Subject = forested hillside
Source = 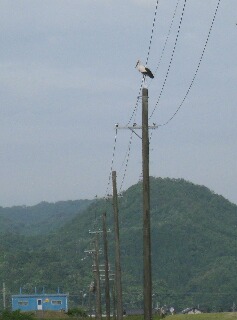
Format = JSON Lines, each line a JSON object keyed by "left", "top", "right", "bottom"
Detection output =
{"left": 0, "top": 178, "right": 236, "bottom": 312}
{"left": 0, "top": 200, "right": 92, "bottom": 235}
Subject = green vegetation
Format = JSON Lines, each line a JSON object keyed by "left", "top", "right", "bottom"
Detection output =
{"left": 67, "top": 308, "right": 87, "bottom": 318}
{"left": 0, "top": 178, "right": 236, "bottom": 312}
{"left": 0, "top": 200, "right": 92, "bottom": 235}
{"left": 0, "top": 310, "right": 34, "bottom": 320}
{"left": 166, "top": 313, "right": 237, "bottom": 320}
{"left": 124, "top": 316, "right": 163, "bottom": 320}
{"left": 1, "top": 311, "right": 236, "bottom": 320}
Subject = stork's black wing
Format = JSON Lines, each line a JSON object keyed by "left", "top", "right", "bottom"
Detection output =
{"left": 145, "top": 67, "right": 154, "bottom": 79}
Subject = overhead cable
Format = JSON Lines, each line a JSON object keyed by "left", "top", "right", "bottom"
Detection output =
{"left": 105, "top": 127, "right": 118, "bottom": 197}
{"left": 127, "top": 0, "right": 160, "bottom": 126}
{"left": 158, "top": 0, "right": 222, "bottom": 127}
{"left": 145, "top": 0, "right": 160, "bottom": 66}
{"left": 119, "top": 130, "right": 134, "bottom": 193}
{"left": 148, "top": 0, "right": 181, "bottom": 86}
{"left": 149, "top": 0, "right": 188, "bottom": 120}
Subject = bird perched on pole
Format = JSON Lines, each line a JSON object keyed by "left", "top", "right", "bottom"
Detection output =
{"left": 135, "top": 60, "right": 154, "bottom": 79}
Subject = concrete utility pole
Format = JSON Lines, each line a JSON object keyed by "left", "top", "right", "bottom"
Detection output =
{"left": 142, "top": 87, "right": 152, "bottom": 320}
{"left": 112, "top": 171, "right": 123, "bottom": 320}
{"left": 103, "top": 212, "right": 111, "bottom": 320}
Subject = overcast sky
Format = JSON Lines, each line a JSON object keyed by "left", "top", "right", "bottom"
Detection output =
{"left": 0, "top": 0, "right": 236, "bottom": 207}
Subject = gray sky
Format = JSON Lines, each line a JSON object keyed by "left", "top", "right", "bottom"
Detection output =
{"left": 0, "top": 0, "right": 236, "bottom": 207}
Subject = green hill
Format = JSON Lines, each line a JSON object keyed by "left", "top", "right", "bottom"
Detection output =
{"left": 0, "top": 200, "right": 92, "bottom": 235}
{"left": 0, "top": 178, "right": 236, "bottom": 312}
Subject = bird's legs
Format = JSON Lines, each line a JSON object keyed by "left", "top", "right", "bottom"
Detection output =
{"left": 142, "top": 75, "right": 148, "bottom": 88}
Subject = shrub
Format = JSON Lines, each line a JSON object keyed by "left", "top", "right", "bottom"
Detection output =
{"left": 0, "top": 310, "right": 34, "bottom": 320}
{"left": 67, "top": 308, "right": 87, "bottom": 319}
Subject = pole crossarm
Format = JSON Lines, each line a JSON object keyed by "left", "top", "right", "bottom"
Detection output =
{"left": 89, "top": 230, "right": 103, "bottom": 234}
{"left": 84, "top": 249, "right": 96, "bottom": 253}
{"left": 115, "top": 124, "right": 158, "bottom": 140}
{"left": 115, "top": 124, "right": 158, "bottom": 130}
{"left": 84, "top": 249, "right": 102, "bottom": 254}
{"left": 104, "top": 194, "right": 123, "bottom": 200}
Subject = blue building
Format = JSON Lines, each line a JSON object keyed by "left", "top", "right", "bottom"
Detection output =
{"left": 12, "top": 292, "right": 69, "bottom": 312}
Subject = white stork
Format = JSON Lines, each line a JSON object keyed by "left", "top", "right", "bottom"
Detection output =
{"left": 135, "top": 60, "right": 154, "bottom": 79}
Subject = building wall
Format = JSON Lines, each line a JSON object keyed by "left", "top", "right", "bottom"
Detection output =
{"left": 12, "top": 294, "right": 68, "bottom": 312}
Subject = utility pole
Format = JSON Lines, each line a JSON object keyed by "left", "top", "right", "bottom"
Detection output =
{"left": 112, "top": 279, "right": 116, "bottom": 320}
{"left": 103, "top": 212, "right": 111, "bottom": 320}
{"left": 88, "top": 287, "right": 92, "bottom": 318}
{"left": 112, "top": 171, "right": 123, "bottom": 320}
{"left": 115, "top": 88, "right": 157, "bottom": 320}
{"left": 3, "top": 282, "right": 6, "bottom": 310}
{"left": 142, "top": 87, "right": 152, "bottom": 320}
{"left": 94, "top": 233, "right": 102, "bottom": 320}
{"left": 85, "top": 231, "right": 102, "bottom": 320}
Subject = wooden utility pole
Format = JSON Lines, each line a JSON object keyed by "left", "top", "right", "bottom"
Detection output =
{"left": 94, "top": 233, "right": 102, "bottom": 320}
{"left": 112, "top": 279, "right": 116, "bottom": 320}
{"left": 103, "top": 212, "right": 110, "bottom": 320}
{"left": 88, "top": 289, "right": 92, "bottom": 318}
{"left": 86, "top": 235, "right": 102, "bottom": 320}
{"left": 3, "top": 282, "right": 6, "bottom": 310}
{"left": 112, "top": 171, "right": 123, "bottom": 320}
{"left": 142, "top": 87, "right": 152, "bottom": 320}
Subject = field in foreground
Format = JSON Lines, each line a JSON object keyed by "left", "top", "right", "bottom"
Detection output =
{"left": 165, "top": 313, "right": 237, "bottom": 320}
{"left": 21, "top": 313, "right": 237, "bottom": 320}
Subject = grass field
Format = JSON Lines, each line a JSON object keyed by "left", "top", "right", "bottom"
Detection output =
{"left": 165, "top": 313, "right": 237, "bottom": 320}
{"left": 96, "top": 314, "right": 237, "bottom": 320}
{"left": 30, "top": 312, "right": 237, "bottom": 320}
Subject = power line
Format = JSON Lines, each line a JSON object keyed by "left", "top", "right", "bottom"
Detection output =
{"left": 115, "top": 122, "right": 157, "bottom": 193}
{"left": 119, "top": 130, "right": 133, "bottom": 193}
{"left": 149, "top": 0, "right": 188, "bottom": 120}
{"left": 106, "top": 0, "right": 160, "bottom": 197}
{"left": 126, "top": 84, "right": 143, "bottom": 126}
{"left": 145, "top": 0, "right": 160, "bottom": 67}
{"left": 157, "top": 0, "right": 222, "bottom": 127}
{"left": 127, "top": 0, "right": 160, "bottom": 126}
{"left": 105, "top": 127, "right": 118, "bottom": 197}
{"left": 116, "top": 0, "right": 160, "bottom": 191}
{"left": 148, "top": 0, "right": 181, "bottom": 86}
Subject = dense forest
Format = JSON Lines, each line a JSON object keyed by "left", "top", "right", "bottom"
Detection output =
{"left": 0, "top": 177, "right": 236, "bottom": 312}
{"left": 0, "top": 200, "right": 92, "bottom": 235}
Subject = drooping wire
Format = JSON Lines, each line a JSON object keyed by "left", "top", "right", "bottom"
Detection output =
{"left": 157, "top": 0, "right": 222, "bottom": 127}
{"left": 118, "top": 130, "right": 133, "bottom": 176}
{"left": 118, "top": 0, "right": 160, "bottom": 189}
{"left": 119, "top": 97, "right": 140, "bottom": 192}
{"left": 149, "top": 0, "right": 188, "bottom": 120}
{"left": 105, "top": 127, "right": 118, "bottom": 197}
{"left": 127, "top": 0, "right": 160, "bottom": 126}
{"left": 148, "top": 0, "right": 181, "bottom": 86}
{"left": 126, "top": 81, "right": 144, "bottom": 126}
{"left": 140, "top": 127, "right": 158, "bottom": 180}
{"left": 104, "top": 0, "right": 159, "bottom": 198}
{"left": 119, "top": 130, "right": 134, "bottom": 193}
{"left": 145, "top": 0, "right": 160, "bottom": 66}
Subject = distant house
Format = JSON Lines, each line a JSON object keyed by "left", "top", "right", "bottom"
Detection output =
{"left": 12, "top": 292, "right": 68, "bottom": 312}
{"left": 181, "top": 307, "right": 202, "bottom": 314}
